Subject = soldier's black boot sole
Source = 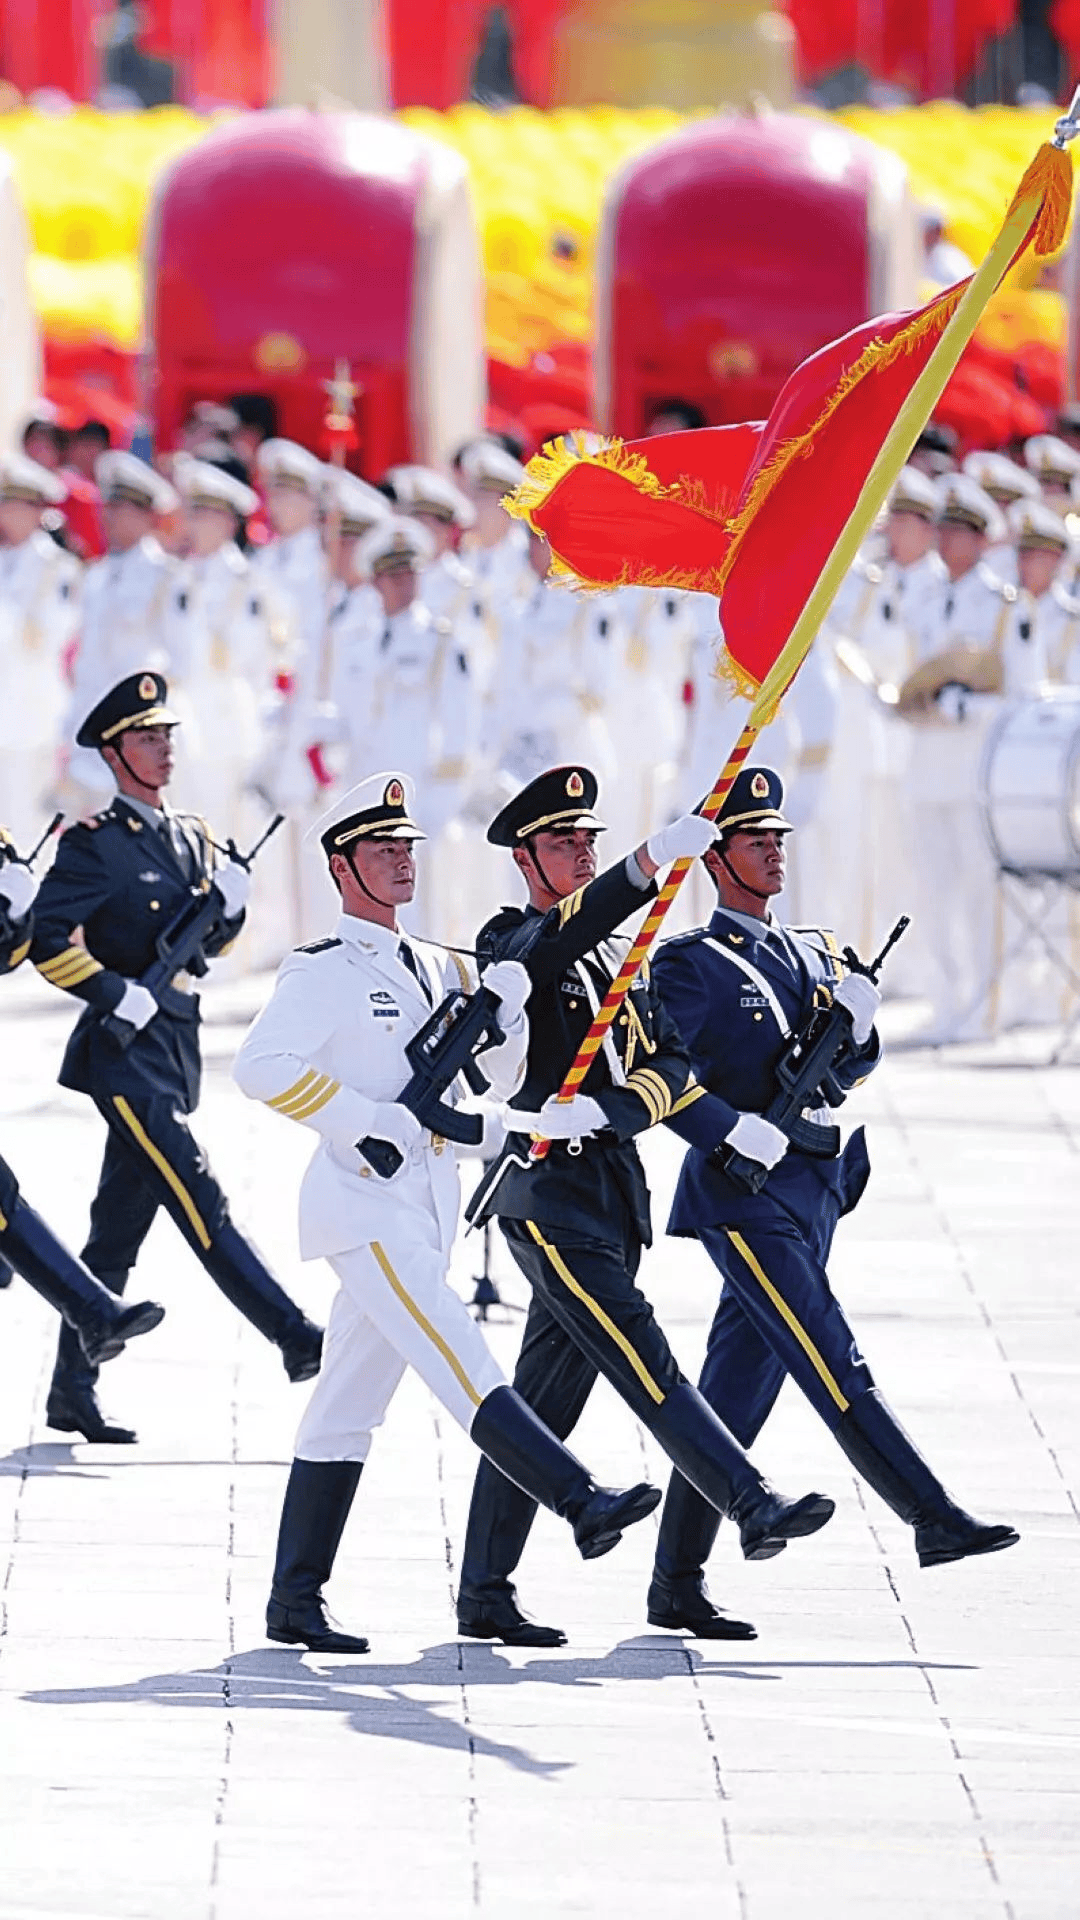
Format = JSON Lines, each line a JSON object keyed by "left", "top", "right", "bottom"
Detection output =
{"left": 45, "top": 1383, "right": 138, "bottom": 1444}
{"left": 835, "top": 1389, "right": 1020, "bottom": 1568}
{"left": 646, "top": 1574, "right": 757, "bottom": 1640}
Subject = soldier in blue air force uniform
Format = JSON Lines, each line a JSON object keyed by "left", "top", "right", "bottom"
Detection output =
{"left": 648, "top": 765, "right": 1020, "bottom": 1640}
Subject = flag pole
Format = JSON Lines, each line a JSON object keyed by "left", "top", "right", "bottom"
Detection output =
{"left": 527, "top": 119, "right": 1078, "bottom": 1163}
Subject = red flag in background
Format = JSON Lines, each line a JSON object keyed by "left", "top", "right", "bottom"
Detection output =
{"left": 509, "top": 140, "right": 1072, "bottom": 705}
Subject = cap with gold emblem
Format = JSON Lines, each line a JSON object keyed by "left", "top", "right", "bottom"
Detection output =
{"left": 356, "top": 514, "right": 435, "bottom": 579}
{"left": 0, "top": 449, "right": 67, "bottom": 507}
{"left": 1008, "top": 497, "right": 1071, "bottom": 553}
{"left": 383, "top": 465, "right": 476, "bottom": 529}
{"left": 173, "top": 453, "right": 259, "bottom": 520}
{"left": 962, "top": 449, "right": 1040, "bottom": 506}
{"left": 75, "top": 670, "right": 180, "bottom": 750}
{"left": 255, "top": 438, "right": 325, "bottom": 494}
{"left": 486, "top": 765, "right": 607, "bottom": 847}
{"left": 888, "top": 465, "right": 939, "bottom": 521}
{"left": 309, "top": 772, "right": 426, "bottom": 860}
{"left": 712, "top": 766, "right": 792, "bottom": 837}
{"left": 95, "top": 450, "right": 179, "bottom": 516}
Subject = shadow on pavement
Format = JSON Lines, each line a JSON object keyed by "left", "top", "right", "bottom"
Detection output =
{"left": 22, "top": 1642, "right": 978, "bottom": 1777}
{"left": 0, "top": 1442, "right": 106, "bottom": 1479}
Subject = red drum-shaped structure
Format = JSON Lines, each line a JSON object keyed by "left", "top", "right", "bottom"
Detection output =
{"left": 594, "top": 111, "right": 920, "bottom": 437}
{"left": 146, "top": 110, "right": 484, "bottom": 474}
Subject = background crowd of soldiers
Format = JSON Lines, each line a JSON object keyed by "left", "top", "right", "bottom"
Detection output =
{"left": 5, "top": 394, "right": 1080, "bottom": 1044}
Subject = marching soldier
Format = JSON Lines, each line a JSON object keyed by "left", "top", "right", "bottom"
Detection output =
{"left": 962, "top": 449, "right": 1040, "bottom": 584}
{"left": 250, "top": 438, "right": 329, "bottom": 810}
{"left": 29, "top": 672, "right": 323, "bottom": 1443}
{"left": 1008, "top": 497, "right": 1080, "bottom": 681}
{"left": 0, "top": 452, "right": 82, "bottom": 844}
{"left": 233, "top": 774, "right": 661, "bottom": 1652}
{"left": 646, "top": 766, "right": 1019, "bottom": 1637}
{"left": 65, "top": 451, "right": 179, "bottom": 812}
{"left": 1023, "top": 433, "right": 1080, "bottom": 516}
{"left": 322, "top": 472, "right": 393, "bottom": 783}
{"left": 166, "top": 456, "right": 290, "bottom": 831}
{"left": 455, "top": 767, "right": 836, "bottom": 1649}
{"left": 0, "top": 837, "right": 165, "bottom": 1372}
{"left": 457, "top": 437, "right": 532, "bottom": 610}
{"left": 900, "top": 473, "right": 1048, "bottom": 1041}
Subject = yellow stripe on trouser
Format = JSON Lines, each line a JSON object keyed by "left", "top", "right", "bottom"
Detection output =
{"left": 112, "top": 1096, "right": 212, "bottom": 1250}
{"left": 726, "top": 1229, "right": 849, "bottom": 1413}
{"left": 369, "top": 1241, "right": 482, "bottom": 1409}
{"left": 524, "top": 1219, "right": 665, "bottom": 1405}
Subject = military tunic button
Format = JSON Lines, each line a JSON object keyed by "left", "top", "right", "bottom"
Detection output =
{"left": 360, "top": 1169, "right": 372, "bottom": 1179}
{"left": 754, "top": 1011, "right": 763, "bottom": 1021}
{"left": 567, "top": 998, "right": 577, "bottom": 1009}
{"left": 149, "top": 900, "right": 160, "bottom": 911}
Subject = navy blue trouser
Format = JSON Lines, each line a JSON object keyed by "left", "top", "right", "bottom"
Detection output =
{"left": 652, "top": 1209, "right": 875, "bottom": 1584}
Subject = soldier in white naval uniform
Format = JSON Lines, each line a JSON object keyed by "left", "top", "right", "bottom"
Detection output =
{"left": 1008, "top": 497, "right": 1080, "bottom": 680}
{"left": 901, "top": 473, "right": 1049, "bottom": 1040}
{"left": 0, "top": 452, "right": 81, "bottom": 844}
{"left": 962, "top": 449, "right": 1040, "bottom": 585}
{"left": 233, "top": 773, "right": 660, "bottom": 1651}
{"left": 250, "top": 438, "right": 330, "bottom": 809}
{"left": 65, "top": 452, "right": 179, "bottom": 812}
{"left": 457, "top": 437, "right": 531, "bottom": 611}
{"left": 321, "top": 469, "right": 390, "bottom": 779}
{"left": 165, "top": 456, "right": 288, "bottom": 831}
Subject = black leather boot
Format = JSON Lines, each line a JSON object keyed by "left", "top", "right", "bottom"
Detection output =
{"left": 646, "top": 1470, "right": 756, "bottom": 1639}
{"left": 200, "top": 1221, "right": 322, "bottom": 1381}
{"left": 45, "top": 1268, "right": 138, "bottom": 1444}
{"left": 835, "top": 1389, "right": 1020, "bottom": 1568}
{"left": 266, "top": 1458, "right": 369, "bottom": 1652}
{"left": 457, "top": 1587, "right": 568, "bottom": 1648}
{"left": 470, "top": 1385, "right": 660, "bottom": 1561}
{"left": 0, "top": 1194, "right": 164, "bottom": 1366}
{"left": 646, "top": 1382, "right": 835, "bottom": 1561}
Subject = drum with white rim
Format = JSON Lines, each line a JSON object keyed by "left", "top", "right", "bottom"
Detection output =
{"left": 980, "top": 687, "right": 1080, "bottom": 877}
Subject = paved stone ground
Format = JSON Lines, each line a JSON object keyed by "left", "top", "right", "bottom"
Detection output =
{"left": 1, "top": 968, "right": 1077, "bottom": 1920}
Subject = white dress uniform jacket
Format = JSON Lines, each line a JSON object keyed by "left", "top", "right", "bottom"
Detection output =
{"left": 0, "top": 529, "right": 81, "bottom": 841}
{"left": 66, "top": 536, "right": 176, "bottom": 801}
{"left": 233, "top": 913, "right": 526, "bottom": 1260}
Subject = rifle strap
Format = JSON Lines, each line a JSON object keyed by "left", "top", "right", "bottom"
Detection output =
{"left": 702, "top": 938, "right": 791, "bottom": 1038}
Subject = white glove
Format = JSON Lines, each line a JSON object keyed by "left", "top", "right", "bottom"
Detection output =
{"left": 936, "top": 684, "right": 967, "bottom": 724}
{"left": 0, "top": 863, "right": 37, "bottom": 919}
{"left": 645, "top": 813, "right": 718, "bottom": 868}
{"left": 724, "top": 1112, "right": 788, "bottom": 1169}
{"left": 481, "top": 959, "right": 531, "bottom": 1031}
{"left": 833, "top": 972, "right": 880, "bottom": 1046}
{"left": 367, "top": 1101, "right": 424, "bottom": 1160}
{"left": 113, "top": 980, "right": 158, "bottom": 1030}
{"left": 213, "top": 859, "right": 250, "bottom": 919}
{"left": 509, "top": 1093, "right": 607, "bottom": 1140}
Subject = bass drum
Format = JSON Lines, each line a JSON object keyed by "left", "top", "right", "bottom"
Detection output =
{"left": 981, "top": 689, "right": 1080, "bottom": 877}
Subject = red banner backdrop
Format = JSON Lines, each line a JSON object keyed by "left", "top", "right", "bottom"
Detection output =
{"left": 783, "top": 0, "right": 1018, "bottom": 95}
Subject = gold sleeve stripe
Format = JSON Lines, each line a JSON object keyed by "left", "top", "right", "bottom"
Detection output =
{"left": 626, "top": 1073, "right": 663, "bottom": 1126}
{"left": 268, "top": 1070, "right": 341, "bottom": 1120}
{"left": 5, "top": 938, "right": 31, "bottom": 970}
{"left": 670, "top": 1083, "right": 707, "bottom": 1115}
{"left": 285, "top": 1079, "right": 341, "bottom": 1122}
{"left": 630, "top": 1066, "right": 673, "bottom": 1120}
{"left": 37, "top": 948, "right": 103, "bottom": 987}
{"left": 267, "top": 1068, "right": 320, "bottom": 1110}
{"left": 557, "top": 886, "right": 585, "bottom": 925}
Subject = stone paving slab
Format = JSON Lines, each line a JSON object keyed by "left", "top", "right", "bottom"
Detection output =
{"left": 1, "top": 969, "right": 1079, "bottom": 1918}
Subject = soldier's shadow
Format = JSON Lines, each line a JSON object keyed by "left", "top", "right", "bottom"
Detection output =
{"left": 0, "top": 1441, "right": 106, "bottom": 1479}
{"left": 23, "top": 1641, "right": 976, "bottom": 1779}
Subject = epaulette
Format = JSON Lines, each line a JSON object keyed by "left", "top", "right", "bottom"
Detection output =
{"left": 79, "top": 807, "right": 118, "bottom": 833}
{"left": 1000, "top": 581, "right": 1018, "bottom": 604}
{"left": 655, "top": 926, "right": 707, "bottom": 954}
{"left": 791, "top": 925, "right": 847, "bottom": 975}
{"left": 294, "top": 936, "right": 343, "bottom": 955}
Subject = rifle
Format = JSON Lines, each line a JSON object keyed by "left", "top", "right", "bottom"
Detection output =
{"left": 721, "top": 915, "right": 909, "bottom": 1196}
{"left": 357, "top": 984, "right": 504, "bottom": 1179}
{"left": 100, "top": 813, "right": 284, "bottom": 1049}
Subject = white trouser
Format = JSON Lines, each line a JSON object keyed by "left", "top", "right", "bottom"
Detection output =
{"left": 293, "top": 1228, "right": 506, "bottom": 1461}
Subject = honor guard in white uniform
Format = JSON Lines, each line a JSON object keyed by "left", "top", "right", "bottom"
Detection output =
{"left": 65, "top": 452, "right": 179, "bottom": 812}
{"left": 962, "top": 449, "right": 1040, "bottom": 585}
{"left": 233, "top": 773, "right": 660, "bottom": 1652}
{"left": 251, "top": 438, "right": 329, "bottom": 808}
{"left": 1008, "top": 497, "right": 1079, "bottom": 680}
{"left": 457, "top": 437, "right": 532, "bottom": 609}
{"left": 819, "top": 467, "right": 944, "bottom": 967}
{"left": 605, "top": 586, "right": 692, "bottom": 848}
{"left": 1024, "top": 433, "right": 1080, "bottom": 514}
{"left": 321, "top": 469, "right": 390, "bottom": 766}
{"left": 383, "top": 463, "right": 493, "bottom": 708}
{"left": 901, "top": 473, "right": 1049, "bottom": 1039}
{"left": 165, "top": 456, "right": 287, "bottom": 830}
{"left": 0, "top": 453, "right": 81, "bottom": 843}
{"left": 489, "top": 526, "right": 618, "bottom": 793}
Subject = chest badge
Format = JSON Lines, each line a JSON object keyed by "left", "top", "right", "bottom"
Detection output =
{"left": 139, "top": 870, "right": 163, "bottom": 883}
